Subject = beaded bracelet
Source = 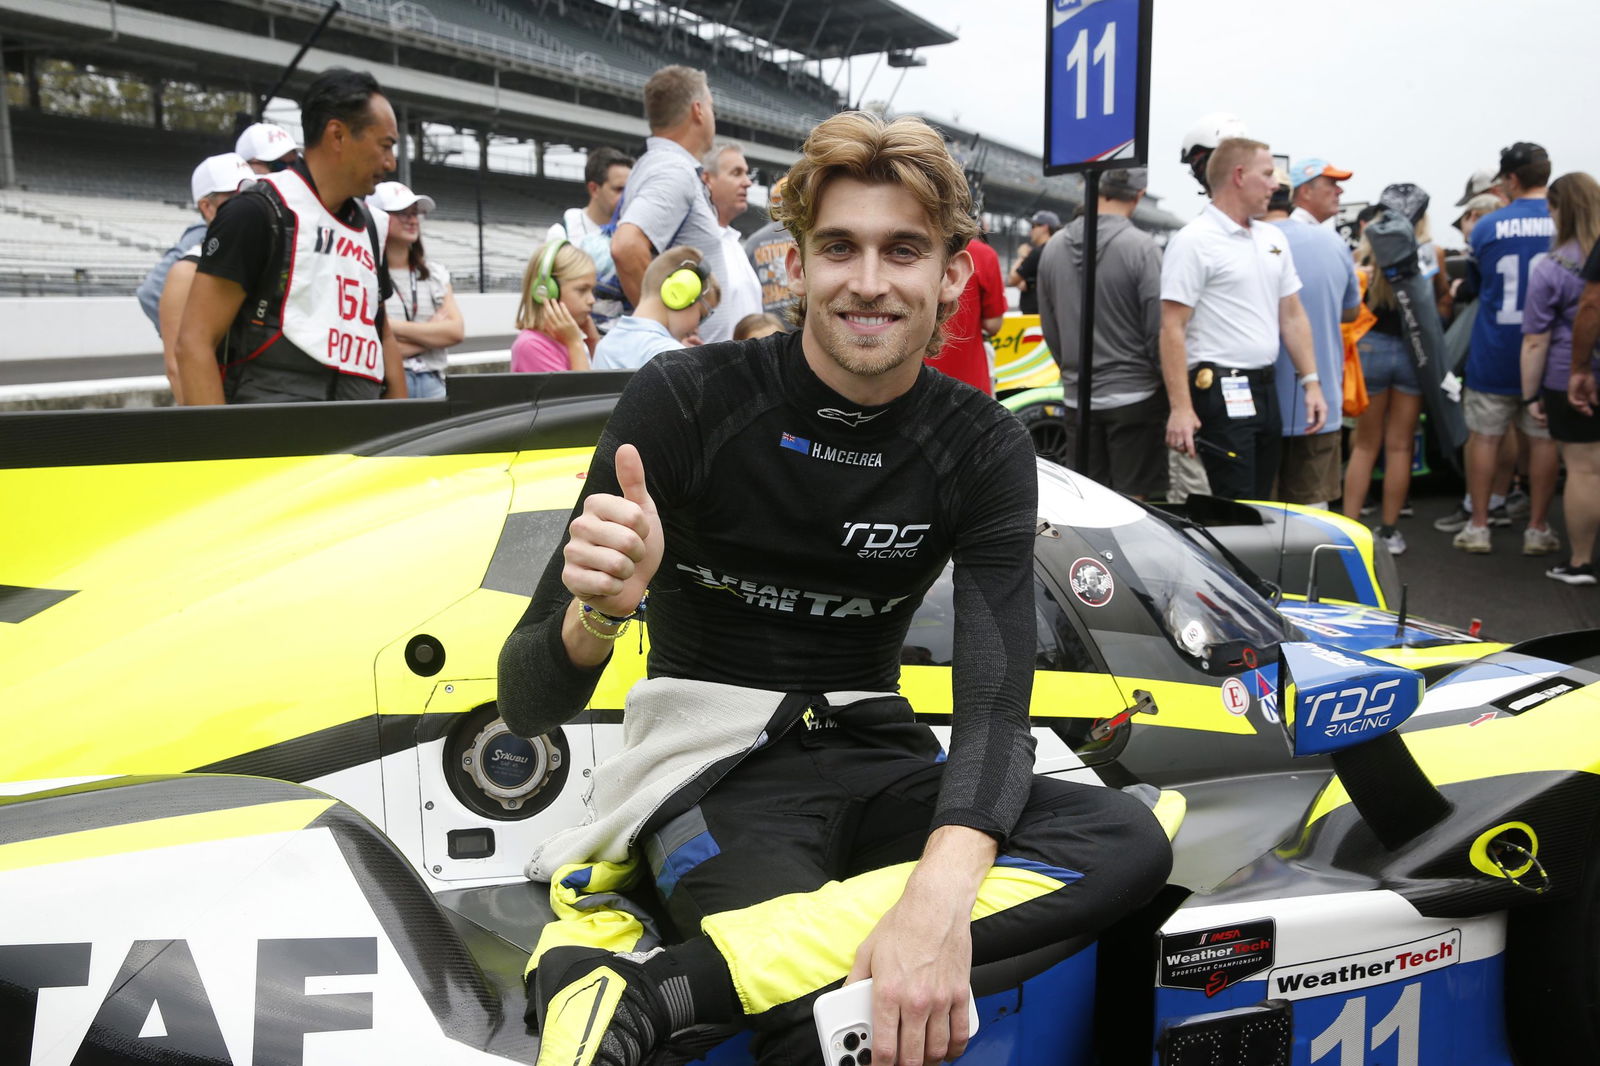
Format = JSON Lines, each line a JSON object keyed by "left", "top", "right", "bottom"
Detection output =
{"left": 578, "top": 608, "right": 631, "bottom": 641}
{"left": 576, "top": 593, "right": 648, "bottom": 640}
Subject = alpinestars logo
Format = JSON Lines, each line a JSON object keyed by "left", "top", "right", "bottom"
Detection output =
{"left": 842, "top": 521, "right": 931, "bottom": 559}
{"left": 817, "top": 407, "right": 883, "bottom": 427}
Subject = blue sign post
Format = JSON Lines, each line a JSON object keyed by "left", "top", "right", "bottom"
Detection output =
{"left": 1042, "top": 0, "right": 1152, "bottom": 474}
{"left": 1045, "top": 0, "right": 1151, "bottom": 174}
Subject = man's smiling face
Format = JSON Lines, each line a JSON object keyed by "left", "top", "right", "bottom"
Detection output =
{"left": 789, "top": 176, "right": 970, "bottom": 403}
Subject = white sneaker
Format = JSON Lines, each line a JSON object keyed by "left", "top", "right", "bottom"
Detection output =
{"left": 1523, "top": 526, "right": 1562, "bottom": 556}
{"left": 1374, "top": 525, "right": 1407, "bottom": 556}
{"left": 1453, "top": 524, "right": 1492, "bottom": 553}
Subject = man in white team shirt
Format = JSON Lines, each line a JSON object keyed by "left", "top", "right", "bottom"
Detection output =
{"left": 1160, "top": 137, "right": 1328, "bottom": 499}
{"left": 700, "top": 141, "right": 764, "bottom": 331}
{"left": 177, "top": 68, "right": 404, "bottom": 404}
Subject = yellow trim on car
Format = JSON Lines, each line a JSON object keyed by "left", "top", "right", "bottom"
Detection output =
{"left": 0, "top": 797, "right": 336, "bottom": 872}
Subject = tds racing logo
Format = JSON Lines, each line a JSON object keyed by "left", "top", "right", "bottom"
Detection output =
{"left": 841, "top": 522, "right": 931, "bottom": 560}
{"left": 1304, "top": 678, "right": 1402, "bottom": 740}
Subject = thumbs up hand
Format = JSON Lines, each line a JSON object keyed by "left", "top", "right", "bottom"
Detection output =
{"left": 562, "top": 443, "right": 663, "bottom": 618}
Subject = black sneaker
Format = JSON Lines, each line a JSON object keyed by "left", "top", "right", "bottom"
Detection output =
{"left": 1547, "top": 562, "right": 1598, "bottom": 586}
{"left": 533, "top": 946, "right": 670, "bottom": 1066}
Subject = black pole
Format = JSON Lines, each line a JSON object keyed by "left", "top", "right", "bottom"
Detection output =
{"left": 256, "top": 1, "right": 341, "bottom": 120}
{"left": 476, "top": 131, "right": 487, "bottom": 294}
{"left": 1073, "top": 169, "right": 1099, "bottom": 474}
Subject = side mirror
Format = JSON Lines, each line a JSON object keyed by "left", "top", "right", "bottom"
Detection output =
{"left": 1279, "top": 642, "right": 1423, "bottom": 758}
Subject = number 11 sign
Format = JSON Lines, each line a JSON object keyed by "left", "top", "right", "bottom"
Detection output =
{"left": 1044, "top": 0, "right": 1151, "bottom": 174}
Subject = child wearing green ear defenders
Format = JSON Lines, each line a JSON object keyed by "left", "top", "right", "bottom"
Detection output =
{"left": 512, "top": 238, "right": 600, "bottom": 372}
{"left": 592, "top": 244, "right": 722, "bottom": 371}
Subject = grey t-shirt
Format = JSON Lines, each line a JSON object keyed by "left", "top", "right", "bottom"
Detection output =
{"left": 1038, "top": 214, "right": 1164, "bottom": 408}
{"left": 618, "top": 137, "right": 731, "bottom": 342}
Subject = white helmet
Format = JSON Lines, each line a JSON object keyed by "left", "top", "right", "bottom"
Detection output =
{"left": 1180, "top": 112, "right": 1248, "bottom": 162}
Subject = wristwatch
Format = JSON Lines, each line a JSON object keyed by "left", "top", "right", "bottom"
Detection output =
{"left": 1298, "top": 372, "right": 1320, "bottom": 388}
{"left": 1520, "top": 395, "right": 1540, "bottom": 406}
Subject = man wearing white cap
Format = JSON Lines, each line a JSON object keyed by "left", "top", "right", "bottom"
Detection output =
{"left": 140, "top": 153, "right": 258, "bottom": 399}
{"left": 1275, "top": 158, "right": 1361, "bottom": 509}
{"left": 235, "top": 122, "right": 301, "bottom": 174}
{"left": 1455, "top": 167, "right": 1507, "bottom": 212}
{"left": 135, "top": 152, "right": 256, "bottom": 336}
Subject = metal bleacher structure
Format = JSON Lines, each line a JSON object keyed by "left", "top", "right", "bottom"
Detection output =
{"left": 0, "top": 0, "right": 1181, "bottom": 299}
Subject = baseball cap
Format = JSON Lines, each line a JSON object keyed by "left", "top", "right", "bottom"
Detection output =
{"left": 1031, "top": 209, "right": 1062, "bottom": 229}
{"left": 234, "top": 122, "right": 299, "bottom": 164}
{"left": 1497, "top": 142, "right": 1548, "bottom": 179}
{"left": 367, "top": 180, "right": 436, "bottom": 215}
{"left": 1289, "top": 158, "right": 1353, "bottom": 190}
{"left": 190, "top": 153, "right": 256, "bottom": 207}
{"left": 1101, "top": 167, "right": 1148, "bottom": 194}
{"left": 1454, "top": 167, "right": 1499, "bottom": 206}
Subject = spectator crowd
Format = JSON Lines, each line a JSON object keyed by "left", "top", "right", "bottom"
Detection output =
{"left": 141, "top": 72, "right": 1600, "bottom": 587}
{"left": 1035, "top": 116, "right": 1600, "bottom": 588}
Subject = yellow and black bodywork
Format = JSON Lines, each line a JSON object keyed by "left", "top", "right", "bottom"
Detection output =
{"left": 5, "top": 377, "right": 1600, "bottom": 1064}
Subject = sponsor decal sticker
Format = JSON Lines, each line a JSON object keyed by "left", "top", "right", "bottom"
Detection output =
{"left": 1267, "top": 930, "right": 1459, "bottom": 1000}
{"left": 1497, "top": 678, "right": 1578, "bottom": 713}
{"left": 1068, "top": 557, "right": 1114, "bottom": 607}
{"left": 1220, "top": 677, "right": 1250, "bottom": 716}
{"left": 1292, "top": 618, "right": 1347, "bottom": 638}
{"left": 1160, "top": 919, "right": 1275, "bottom": 996}
{"left": 1252, "top": 670, "right": 1279, "bottom": 723}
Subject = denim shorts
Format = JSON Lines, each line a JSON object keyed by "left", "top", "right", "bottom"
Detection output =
{"left": 405, "top": 368, "right": 447, "bottom": 399}
{"left": 1357, "top": 331, "right": 1420, "bottom": 396}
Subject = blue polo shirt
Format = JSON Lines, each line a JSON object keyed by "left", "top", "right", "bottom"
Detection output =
{"left": 591, "top": 315, "right": 683, "bottom": 371}
{"left": 1273, "top": 218, "right": 1360, "bottom": 435}
{"left": 1467, "top": 197, "right": 1553, "bottom": 394}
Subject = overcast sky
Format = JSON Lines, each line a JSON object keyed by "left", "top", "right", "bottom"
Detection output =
{"left": 873, "top": 0, "right": 1600, "bottom": 247}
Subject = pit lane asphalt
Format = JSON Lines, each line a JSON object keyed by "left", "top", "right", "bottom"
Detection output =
{"left": 1378, "top": 484, "right": 1600, "bottom": 643}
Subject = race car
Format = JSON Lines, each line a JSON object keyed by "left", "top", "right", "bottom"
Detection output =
{"left": 2, "top": 376, "right": 1595, "bottom": 1064}
{"left": 1001, "top": 381, "right": 1407, "bottom": 613}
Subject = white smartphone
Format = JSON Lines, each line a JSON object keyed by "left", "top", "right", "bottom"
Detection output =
{"left": 813, "top": 978, "right": 980, "bottom": 1066}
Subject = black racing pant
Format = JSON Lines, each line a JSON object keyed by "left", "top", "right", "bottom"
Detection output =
{"left": 1191, "top": 364, "right": 1281, "bottom": 500}
{"left": 641, "top": 702, "right": 1172, "bottom": 1065}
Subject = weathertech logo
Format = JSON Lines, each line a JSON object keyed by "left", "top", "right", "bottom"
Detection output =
{"left": 1266, "top": 930, "right": 1459, "bottom": 1000}
{"left": 841, "top": 521, "right": 931, "bottom": 559}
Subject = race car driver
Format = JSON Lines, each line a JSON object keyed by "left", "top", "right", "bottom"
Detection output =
{"left": 498, "top": 110, "right": 1172, "bottom": 1066}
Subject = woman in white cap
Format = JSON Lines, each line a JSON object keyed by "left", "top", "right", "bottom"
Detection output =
{"left": 369, "top": 180, "right": 464, "bottom": 399}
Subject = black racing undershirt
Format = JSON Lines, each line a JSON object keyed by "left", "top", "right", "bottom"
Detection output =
{"left": 498, "top": 331, "right": 1041, "bottom": 839}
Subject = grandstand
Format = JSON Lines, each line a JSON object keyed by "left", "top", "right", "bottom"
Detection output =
{"left": 0, "top": 0, "right": 1180, "bottom": 301}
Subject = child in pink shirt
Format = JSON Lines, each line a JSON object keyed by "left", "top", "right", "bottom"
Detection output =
{"left": 511, "top": 239, "right": 598, "bottom": 372}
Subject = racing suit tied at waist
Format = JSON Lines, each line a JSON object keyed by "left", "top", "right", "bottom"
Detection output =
{"left": 525, "top": 680, "right": 906, "bottom": 977}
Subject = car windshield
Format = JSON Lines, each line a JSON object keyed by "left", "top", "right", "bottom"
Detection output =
{"left": 1094, "top": 511, "right": 1291, "bottom": 660}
